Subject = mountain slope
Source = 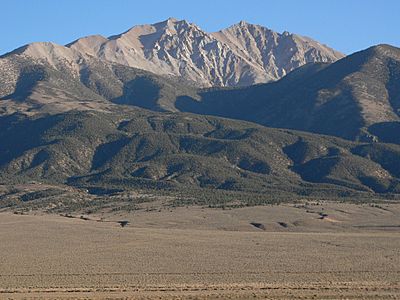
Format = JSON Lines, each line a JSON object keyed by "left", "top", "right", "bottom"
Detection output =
{"left": 177, "top": 44, "right": 400, "bottom": 141}
{"left": 2, "top": 41, "right": 399, "bottom": 144}
{"left": 1, "top": 109, "right": 400, "bottom": 204}
{"left": 0, "top": 45, "right": 199, "bottom": 114}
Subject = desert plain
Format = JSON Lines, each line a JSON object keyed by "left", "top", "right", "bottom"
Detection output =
{"left": 0, "top": 202, "right": 399, "bottom": 299}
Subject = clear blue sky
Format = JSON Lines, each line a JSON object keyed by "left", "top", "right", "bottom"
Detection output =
{"left": 1, "top": 0, "right": 399, "bottom": 55}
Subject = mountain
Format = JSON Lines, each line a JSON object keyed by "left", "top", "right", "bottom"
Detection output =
{"left": 177, "top": 44, "right": 400, "bottom": 142}
{"left": 1, "top": 109, "right": 400, "bottom": 208}
{"left": 1, "top": 20, "right": 400, "bottom": 206}
{"left": 1, "top": 38, "right": 399, "bottom": 143}
{"left": 2, "top": 18, "right": 343, "bottom": 88}
{"left": 0, "top": 43, "right": 199, "bottom": 115}
{"left": 212, "top": 21, "right": 343, "bottom": 80}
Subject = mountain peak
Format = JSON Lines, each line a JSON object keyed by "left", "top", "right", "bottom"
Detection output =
{"left": 228, "top": 20, "right": 255, "bottom": 30}
{"left": 107, "top": 18, "right": 192, "bottom": 40}
{"left": 369, "top": 44, "right": 400, "bottom": 57}
{"left": 213, "top": 21, "right": 343, "bottom": 80}
{"left": 228, "top": 20, "right": 273, "bottom": 32}
{"left": 8, "top": 41, "right": 78, "bottom": 63}
{"left": 166, "top": 16, "right": 178, "bottom": 22}
{"left": 66, "top": 34, "right": 107, "bottom": 48}
{"left": 155, "top": 17, "right": 179, "bottom": 26}
{"left": 152, "top": 17, "right": 193, "bottom": 29}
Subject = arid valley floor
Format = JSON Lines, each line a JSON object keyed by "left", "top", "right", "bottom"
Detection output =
{"left": 0, "top": 202, "right": 399, "bottom": 299}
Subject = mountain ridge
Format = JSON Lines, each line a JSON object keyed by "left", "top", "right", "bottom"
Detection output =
{"left": 2, "top": 18, "right": 344, "bottom": 88}
{"left": 175, "top": 44, "right": 400, "bottom": 142}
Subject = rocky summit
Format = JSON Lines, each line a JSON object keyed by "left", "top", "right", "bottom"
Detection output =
{"left": 3, "top": 18, "right": 343, "bottom": 88}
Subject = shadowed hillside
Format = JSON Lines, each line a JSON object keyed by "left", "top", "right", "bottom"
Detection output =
{"left": 1, "top": 109, "right": 400, "bottom": 207}
{"left": 177, "top": 45, "right": 400, "bottom": 142}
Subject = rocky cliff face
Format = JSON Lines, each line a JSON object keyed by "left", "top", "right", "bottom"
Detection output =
{"left": 67, "top": 18, "right": 267, "bottom": 86}
{"left": 213, "top": 21, "right": 344, "bottom": 80}
{"left": 6, "top": 18, "right": 343, "bottom": 87}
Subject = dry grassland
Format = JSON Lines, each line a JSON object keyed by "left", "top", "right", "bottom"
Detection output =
{"left": 0, "top": 203, "right": 399, "bottom": 299}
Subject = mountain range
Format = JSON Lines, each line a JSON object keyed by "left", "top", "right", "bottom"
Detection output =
{"left": 2, "top": 18, "right": 343, "bottom": 88}
{"left": 1, "top": 18, "right": 400, "bottom": 206}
